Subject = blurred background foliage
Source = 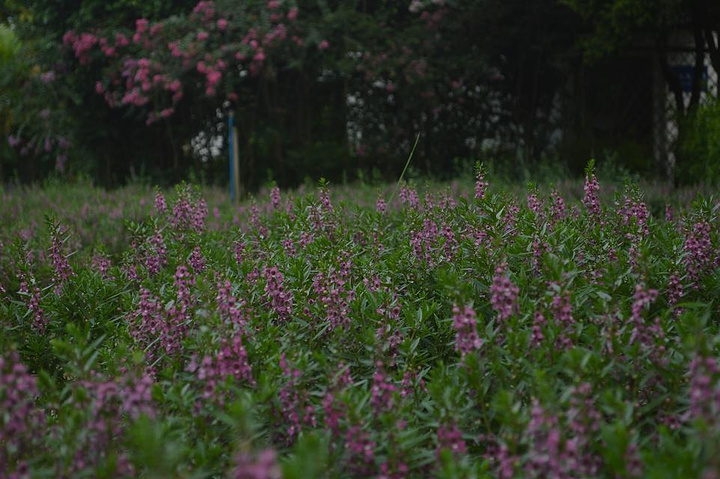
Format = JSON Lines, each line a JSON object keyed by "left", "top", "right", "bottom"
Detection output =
{"left": 680, "top": 98, "right": 720, "bottom": 183}
{"left": 1, "top": 0, "right": 719, "bottom": 190}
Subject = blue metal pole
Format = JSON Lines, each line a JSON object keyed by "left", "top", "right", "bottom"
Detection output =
{"left": 228, "top": 112, "right": 235, "bottom": 202}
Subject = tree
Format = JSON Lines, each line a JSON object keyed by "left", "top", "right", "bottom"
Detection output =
{"left": 562, "top": 0, "right": 720, "bottom": 181}
{"left": 1, "top": 0, "right": 586, "bottom": 187}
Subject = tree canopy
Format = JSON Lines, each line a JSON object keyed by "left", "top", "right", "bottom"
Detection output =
{"left": 2, "top": 0, "right": 719, "bottom": 187}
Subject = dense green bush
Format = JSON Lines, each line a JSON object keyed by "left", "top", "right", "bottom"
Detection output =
{"left": 680, "top": 99, "right": 720, "bottom": 185}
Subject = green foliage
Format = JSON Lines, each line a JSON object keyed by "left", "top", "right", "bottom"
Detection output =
{"left": 0, "top": 0, "right": 589, "bottom": 188}
{"left": 0, "top": 24, "right": 19, "bottom": 61}
{"left": 679, "top": 98, "right": 720, "bottom": 184}
{"left": 1, "top": 174, "right": 720, "bottom": 476}
{"left": 560, "top": 0, "right": 681, "bottom": 59}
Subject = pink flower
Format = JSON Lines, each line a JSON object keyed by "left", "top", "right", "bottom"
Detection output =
{"left": 167, "top": 79, "right": 182, "bottom": 92}
{"left": 253, "top": 51, "right": 266, "bottom": 62}
{"left": 71, "top": 33, "right": 97, "bottom": 60}
{"left": 155, "top": 191, "right": 167, "bottom": 214}
{"left": 144, "top": 231, "right": 167, "bottom": 275}
{"left": 376, "top": 197, "right": 387, "bottom": 213}
{"left": 121, "top": 89, "right": 149, "bottom": 107}
{"left": 115, "top": 33, "right": 129, "bottom": 47}
{"left": 475, "top": 169, "right": 488, "bottom": 200}
{"left": 190, "top": 335, "right": 254, "bottom": 407}
{"left": 287, "top": 7, "right": 299, "bottom": 20}
{"left": 135, "top": 18, "right": 149, "bottom": 33}
{"left": 452, "top": 305, "right": 482, "bottom": 359}
{"left": 270, "top": 186, "right": 281, "bottom": 209}
{"left": 436, "top": 423, "right": 467, "bottom": 458}
{"left": 231, "top": 449, "right": 281, "bottom": 479}
{"left": 168, "top": 41, "right": 182, "bottom": 57}
{"left": 345, "top": 426, "right": 376, "bottom": 475}
{"left": 206, "top": 70, "right": 222, "bottom": 87}
{"left": 236, "top": 242, "right": 252, "bottom": 270}
{"left": 216, "top": 279, "right": 247, "bottom": 328}
{"left": 582, "top": 173, "right": 601, "bottom": 217}
{"left": 19, "top": 277, "right": 47, "bottom": 333}
{"left": 530, "top": 311, "right": 546, "bottom": 348}
{"left": 0, "top": 351, "right": 43, "bottom": 454}
{"left": 189, "top": 246, "right": 206, "bottom": 272}
{"left": 371, "top": 362, "right": 397, "bottom": 414}
{"left": 687, "top": 355, "right": 720, "bottom": 426}
{"left": 527, "top": 192, "right": 542, "bottom": 214}
{"left": 550, "top": 189, "right": 566, "bottom": 223}
{"left": 318, "top": 40, "right": 330, "bottom": 50}
{"left": 667, "top": 273, "right": 684, "bottom": 308}
{"left": 663, "top": 204, "right": 676, "bottom": 224}
{"left": 684, "top": 221, "right": 714, "bottom": 288}
{"left": 312, "top": 265, "right": 355, "bottom": 332}
{"left": 62, "top": 30, "right": 77, "bottom": 46}
{"left": 49, "top": 226, "right": 74, "bottom": 292}
{"left": 197, "top": 31, "right": 209, "bottom": 41}
{"left": 490, "top": 264, "right": 519, "bottom": 323}
{"left": 264, "top": 266, "right": 293, "bottom": 322}
{"left": 267, "top": 0, "right": 280, "bottom": 10}
{"left": 217, "top": 18, "right": 228, "bottom": 30}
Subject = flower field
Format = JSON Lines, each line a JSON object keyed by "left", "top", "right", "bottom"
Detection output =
{"left": 1, "top": 169, "right": 720, "bottom": 478}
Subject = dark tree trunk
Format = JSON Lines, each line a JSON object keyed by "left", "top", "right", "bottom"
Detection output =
{"left": 688, "top": 9, "right": 706, "bottom": 114}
